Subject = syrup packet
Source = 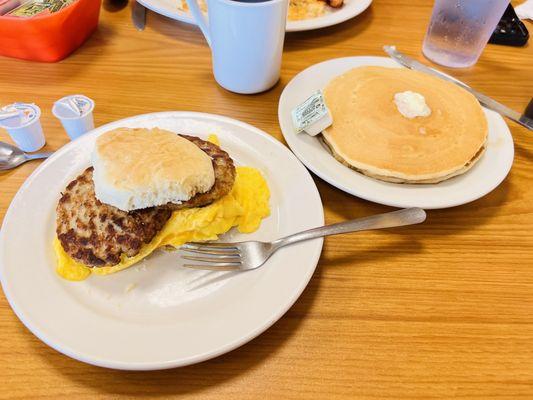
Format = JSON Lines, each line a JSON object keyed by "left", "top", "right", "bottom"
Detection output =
{"left": 7, "top": 0, "right": 74, "bottom": 17}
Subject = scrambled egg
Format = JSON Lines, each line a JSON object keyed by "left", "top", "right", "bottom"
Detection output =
{"left": 179, "top": 0, "right": 329, "bottom": 21}
{"left": 54, "top": 135, "right": 270, "bottom": 281}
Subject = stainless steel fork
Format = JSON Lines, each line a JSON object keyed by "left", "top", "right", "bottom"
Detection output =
{"left": 180, "top": 207, "right": 427, "bottom": 271}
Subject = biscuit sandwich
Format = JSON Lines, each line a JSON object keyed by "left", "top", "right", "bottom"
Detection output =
{"left": 55, "top": 128, "right": 269, "bottom": 280}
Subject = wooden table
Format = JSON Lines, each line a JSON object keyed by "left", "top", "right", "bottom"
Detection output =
{"left": 1, "top": 0, "right": 532, "bottom": 398}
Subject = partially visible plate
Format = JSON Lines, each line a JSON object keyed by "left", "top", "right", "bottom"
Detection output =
{"left": 278, "top": 56, "right": 514, "bottom": 209}
{"left": 137, "top": 0, "right": 372, "bottom": 32}
{"left": 0, "top": 112, "right": 324, "bottom": 370}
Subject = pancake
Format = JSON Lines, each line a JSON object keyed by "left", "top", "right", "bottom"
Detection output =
{"left": 322, "top": 66, "right": 488, "bottom": 184}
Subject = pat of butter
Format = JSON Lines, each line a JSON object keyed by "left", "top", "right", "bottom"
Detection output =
{"left": 291, "top": 90, "right": 333, "bottom": 136}
{"left": 394, "top": 91, "right": 431, "bottom": 119}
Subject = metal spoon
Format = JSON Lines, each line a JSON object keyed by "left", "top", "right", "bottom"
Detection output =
{"left": 0, "top": 141, "right": 53, "bottom": 171}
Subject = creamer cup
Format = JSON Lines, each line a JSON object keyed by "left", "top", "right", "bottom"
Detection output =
{"left": 0, "top": 103, "right": 45, "bottom": 152}
{"left": 52, "top": 94, "right": 95, "bottom": 140}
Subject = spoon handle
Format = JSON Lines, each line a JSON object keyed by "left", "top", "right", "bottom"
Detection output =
{"left": 24, "top": 152, "right": 54, "bottom": 160}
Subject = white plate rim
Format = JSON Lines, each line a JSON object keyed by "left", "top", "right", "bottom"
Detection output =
{"left": 278, "top": 56, "right": 515, "bottom": 210}
{"left": 0, "top": 111, "right": 324, "bottom": 370}
{"left": 137, "top": 0, "right": 372, "bottom": 32}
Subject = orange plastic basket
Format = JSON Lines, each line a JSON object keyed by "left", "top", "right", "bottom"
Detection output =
{"left": 0, "top": 0, "right": 101, "bottom": 62}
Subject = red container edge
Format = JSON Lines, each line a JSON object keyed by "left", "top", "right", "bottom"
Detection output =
{"left": 0, "top": 0, "right": 101, "bottom": 62}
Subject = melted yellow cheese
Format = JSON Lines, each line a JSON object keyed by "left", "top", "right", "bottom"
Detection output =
{"left": 55, "top": 164, "right": 270, "bottom": 281}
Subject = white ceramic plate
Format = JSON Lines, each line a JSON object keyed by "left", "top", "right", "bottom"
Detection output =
{"left": 278, "top": 56, "right": 515, "bottom": 209}
{"left": 0, "top": 112, "right": 324, "bottom": 370}
{"left": 137, "top": 0, "right": 372, "bottom": 32}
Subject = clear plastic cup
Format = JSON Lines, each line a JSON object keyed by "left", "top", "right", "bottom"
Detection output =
{"left": 52, "top": 94, "right": 95, "bottom": 140}
{"left": 0, "top": 103, "right": 45, "bottom": 152}
{"left": 422, "top": 0, "right": 509, "bottom": 68}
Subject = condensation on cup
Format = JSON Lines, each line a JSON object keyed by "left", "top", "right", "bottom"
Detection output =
{"left": 422, "top": 0, "right": 509, "bottom": 68}
{"left": 0, "top": 103, "right": 45, "bottom": 152}
{"left": 52, "top": 94, "right": 95, "bottom": 140}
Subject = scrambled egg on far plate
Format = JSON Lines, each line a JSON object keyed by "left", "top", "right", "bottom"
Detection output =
{"left": 179, "top": 0, "right": 330, "bottom": 21}
{"left": 54, "top": 135, "right": 270, "bottom": 281}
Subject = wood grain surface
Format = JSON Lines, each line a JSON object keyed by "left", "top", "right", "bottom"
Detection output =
{"left": 1, "top": 0, "right": 532, "bottom": 398}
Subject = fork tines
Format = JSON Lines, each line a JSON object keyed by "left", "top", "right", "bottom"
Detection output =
{"left": 181, "top": 242, "right": 243, "bottom": 271}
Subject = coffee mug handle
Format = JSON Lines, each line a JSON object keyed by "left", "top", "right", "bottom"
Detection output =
{"left": 185, "top": 0, "right": 211, "bottom": 47}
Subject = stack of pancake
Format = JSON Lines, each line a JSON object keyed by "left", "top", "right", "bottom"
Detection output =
{"left": 56, "top": 128, "right": 236, "bottom": 268}
{"left": 321, "top": 66, "right": 488, "bottom": 184}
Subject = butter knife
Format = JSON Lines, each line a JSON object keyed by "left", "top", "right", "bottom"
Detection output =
{"left": 132, "top": 0, "right": 146, "bottom": 31}
{"left": 383, "top": 45, "right": 533, "bottom": 131}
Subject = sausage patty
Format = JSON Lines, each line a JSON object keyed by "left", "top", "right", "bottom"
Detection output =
{"left": 162, "top": 135, "right": 236, "bottom": 210}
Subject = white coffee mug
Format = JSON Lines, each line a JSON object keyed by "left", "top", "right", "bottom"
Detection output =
{"left": 186, "top": 0, "right": 288, "bottom": 94}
